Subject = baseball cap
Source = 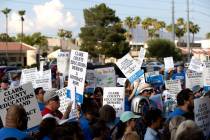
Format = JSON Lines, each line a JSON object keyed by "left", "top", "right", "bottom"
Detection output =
{"left": 44, "top": 88, "right": 59, "bottom": 103}
{"left": 120, "top": 111, "right": 140, "bottom": 123}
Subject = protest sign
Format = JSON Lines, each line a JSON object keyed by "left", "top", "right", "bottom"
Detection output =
{"left": 103, "top": 87, "right": 125, "bottom": 117}
{"left": 194, "top": 97, "right": 210, "bottom": 137}
{"left": 146, "top": 75, "right": 164, "bottom": 87}
{"left": 85, "top": 70, "right": 95, "bottom": 93}
{"left": 39, "top": 60, "right": 44, "bottom": 72}
{"left": 185, "top": 70, "right": 203, "bottom": 89}
{"left": 117, "top": 78, "right": 127, "bottom": 86}
{"left": 57, "top": 52, "right": 70, "bottom": 76}
{"left": 68, "top": 50, "right": 88, "bottom": 104}
{"left": 203, "top": 62, "right": 210, "bottom": 86}
{"left": 35, "top": 70, "right": 52, "bottom": 91}
{"left": 165, "top": 80, "right": 182, "bottom": 99}
{"left": 95, "top": 67, "right": 116, "bottom": 87}
{"left": 0, "top": 83, "right": 42, "bottom": 129}
{"left": 188, "top": 57, "right": 204, "bottom": 73}
{"left": 56, "top": 88, "right": 71, "bottom": 114}
{"left": 116, "top": 53, "right": 144, "bottom": 84}
{"left": 145, "top": 71, "right": 159, "bottom": 79}
{"left": 164, "top": 57, "right": 174, "bottom": 70}
{"left": 137, "top": 47, "right": 146, "bottom": 68}
{"left": 20, "top": 67, "right": 38, "bottom": 87}
{"left": 146, "top": 65, "right": 154, "bottom": 72}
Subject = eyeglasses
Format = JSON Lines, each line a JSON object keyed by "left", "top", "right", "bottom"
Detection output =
{"left": 143, "top": 89, "right": 154, "bottom": 93}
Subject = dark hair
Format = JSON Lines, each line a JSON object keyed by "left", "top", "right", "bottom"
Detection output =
{"left": 145, "top": 108, "right": 162, "bottom": 127}
{"left": 116, "top": 120, "right": 127, "bottom": 139}
{"left": 35, "top": 117, "right": 57, "bottom": 140}
{"left": 1, "top": 78, "right": 9, "bottom": 84}
{"left": 91, "top": 120, "right": 110, "bottom": 138}
{"left": 94, "top": 87, "right": 103, "bottom": 96}
{"left": 99, "top": 105, "right": 116, "bottom": 123}
{"left": 34, "top": 87, "right": 43, "bottom": 95}
{"left": 177, "top": 89, "right": 193, "bottom": 106}
{"left": 81, "top": 98, "right": 99, "bottom": 117}
{"left": 50, "top": 95, "right": 60, "bottom": 102}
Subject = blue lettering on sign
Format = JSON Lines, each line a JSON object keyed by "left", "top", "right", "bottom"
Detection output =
{"left": 147, "top": 75, "right": 164, "bottom": 87}
{"left": 75, "top": 93, "right": 83, "bottom": 104}
{"left": 204, "top": 86, "right": 210, "bottom": 92}
{"left": 66, "top": 89, "right": 71, "bottom": 98}
{"left": 128, "top": 70, "right": 144, "bottom": 84}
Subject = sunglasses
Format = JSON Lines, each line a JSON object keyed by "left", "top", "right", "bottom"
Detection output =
{"left": 143, "top": 89, "right": 154, "bottom": 93}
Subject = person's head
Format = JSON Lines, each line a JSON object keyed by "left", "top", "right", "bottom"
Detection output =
{"left": 94, "top": 87, "right": 103, "bottom": 97}
{"left": 1, "top": 78, "right": 9, "bottom": 90}
{"left": 145, "top": 108, "right": 164, "bottom": 130}
{"left": 36, "top": 117, "right": 57, "bottom": 139}
{"left": 169, "top": 116, "right": 186, "bottom": 140}
{"left": 81, "top": 98, "right": 99, "bottom": 121}
{"left": 122, "top": 132, "right": 140, "bottom": 140}
{"left": 120, "top": 111, "right": 140, "bottom": 130}
{"left": 35, "top": 87, "right": 45, "bottom": 102}
{"left": 91, "top": 120, "right": 110, "bottom": 140}
{"left": 177, "top": 66, "right": 183, "bottom": 73}
{"left": 99, "top": 105, "right": 116, "bottom": 125}
{"left": 44, "top": 89, "right": 60, "bottom": 111}
{"left": 5, "top": 105, "right": 28, "bottom": 130}
{"left": 125, "top": 80, "right": 132, "bottom": 94}
{"left": 177, "top": 89, "right": 194, "bottom": 112}
{"left": 175, "top": 120, "right": 205, "bottom": 140}
{"left": 139, "top": 83, "right": 153, "bottom": 98}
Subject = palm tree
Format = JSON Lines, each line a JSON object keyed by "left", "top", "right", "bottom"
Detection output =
{"left": 1, "top": 8, "right": 11, "bottom": 64}
{"left": 142, "top": 17, "right": 153, "bottom": 39}
{"left": 206, "top": 33, "right": 210, "bottom": 39}
{"left": 189, "top": 22, "right": 200, "bottom": 43}
{"left": 18, "top": 10, "right": 25, "bottom": 63}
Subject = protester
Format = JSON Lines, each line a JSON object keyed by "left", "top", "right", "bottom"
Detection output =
{"left": 0, "top": 105, "right": 29, "bottom": 139}
{"left": 10, "top": 73, "right": 21, "bottom": 88}
{"left": 113, "top": 111, "right": 140, "bottom": 140}
{"left": 42, "top": 88, "right": 72, "bottom": 122}
{"left": 92, "top": 87, "right": 103, "bottom": 108}
{"left": 121, "top": 132, "right": 140, "bottom": 140}
{"left": 0, "top": 78, "right": 9, "bottom": 92}
{"left": 79, "top": 98, "right": 99, "bottom": 140}
{"left": 91, "top": 120, "right": 110, "bottom": 140}
{"left": 144, "top": 108, "right": 164, "bottom": 140}
{"left": 172, "top": 65, "right": 185, "bottom": 88}
{"left": 168, "top": 116, "right": 186, "bottom": 140}
{"left": 167, "top": 89, "right": 194, "bottom": 121}
{"left": 174, "top": 120, "right": 205, "bottom": 140}
{"left": 35, "top": 117, "right": 57, "bottom": 140}
{"left": 35, "top": 87, "right": 46, "bottom": 112}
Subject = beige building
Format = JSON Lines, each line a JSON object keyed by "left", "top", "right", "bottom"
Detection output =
{"left": 0, "top": 42, "right": 37, "bottom": 66}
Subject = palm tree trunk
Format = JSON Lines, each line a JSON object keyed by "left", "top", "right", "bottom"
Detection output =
{"left": 192, "top": 33, "right": 194, "bottom": 43}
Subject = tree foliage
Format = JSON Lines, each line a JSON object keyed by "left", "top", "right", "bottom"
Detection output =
{"left": 206, "top": 33, "right": 210, "bottom": 39}
{"left": 57, "top": 29, "right": 72, "bottom": 39}
{"left": 79, "top": 3, "right": 130, "bottom": 58}
{"left": 0, "top": 33, "right": 15, "bottom": 42}
{"left": 147, "top": 39, "right": 182, "bottom": 61}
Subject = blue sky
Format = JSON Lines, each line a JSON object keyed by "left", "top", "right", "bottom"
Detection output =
{"left": 0, "top": 0, "right": 210, "bottom": 39}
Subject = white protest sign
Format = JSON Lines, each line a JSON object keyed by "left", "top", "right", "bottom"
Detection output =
{"left": 116, "top": 53, "right": 144, "bottom": 84}
{"left": 165, "top": 79, "right": 182, "bottom": 99}
{"left": 0, "top": 83, "right": 42, "bottom": 129}
{"left": 86, "top": 70, "right": 95, "bottom": 89}
{"left": 57, "top": 52, "right": 70, "bottom": 76}
{"left": 20, "top": 67, "right": 38, "bottom": 87}
{"left": 188, "top": 57, "right": 204, "bottom": 73}
{"left": 145, "top": 71, "right": 159, "bottom": 79}
{"left": 35, "top": 70, "right": 52, "bottom": 91}
{"left": 137, "top": 47, "right": 146, "bottom": 68}
{"left": 164, "top": 57, "right": 174, "bottom": 70}
{"left": 56, "top": 88, "right": 71, "bottom": 114}
{"left": 117, "top": 78, "right": 127, "bottom": 86}
{"left": 103, "top": 87, "right": 125, "bottom": 117}
{"left": 40, "top": 60, "right": 44, "bottom": 72}
{"left": 194, "top": 97, "right": 210, "bottom": 137}
{"left": 68, "top": 50, "right": 88, "bottom": 104}
{"left": 203, "top": 62, "right": 210, "bottom": 86}
{"left": 95, "top": 67, "right": 116, "bottom": 87}
{"left": 185, "top": 70, "right": 203, "bottom": 89}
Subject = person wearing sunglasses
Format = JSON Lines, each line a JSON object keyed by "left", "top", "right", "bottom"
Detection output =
{"left": 34, "top": 87, "right": 46, "bottom": 112}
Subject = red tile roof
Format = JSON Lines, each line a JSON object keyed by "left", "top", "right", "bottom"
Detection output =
{"left": 0, "top": 42, "right": 36, "bottom": 52}
{"left": 178, "top": 47, "right": 210, "bottom": 55}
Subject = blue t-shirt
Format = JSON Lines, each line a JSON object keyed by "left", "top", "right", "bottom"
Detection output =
{"left": 167, "top": 108, "right": 186, "bottom": 121}
{"left": 0, "top": 127, "right": 28, "bottom": 140}
{"left": 79, "top": 116, "right": 93, "bottom": 140}
{"left": 38, "top": 102, "right": 45, "bottom": 112}
{"left": 124, "top": 96, "right": 131, "bottom": 111}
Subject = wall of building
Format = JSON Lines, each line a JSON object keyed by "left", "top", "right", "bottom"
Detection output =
{"left": 27, "top": 50, "right": 37, "bottom": 66}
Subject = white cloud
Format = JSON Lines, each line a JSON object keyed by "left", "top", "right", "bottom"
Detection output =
{"left": 8, "top": 0, "right": 77, "bottom": 35}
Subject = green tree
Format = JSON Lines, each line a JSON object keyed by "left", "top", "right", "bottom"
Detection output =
{"left": 206, "top": 32, "right": 210, "bottom": 39}
{"left": 147, "top": 39, "right": 182, "bottom": 61}
{"left": 124, "top": 16, "right": 141, "bottom": 41}
{"left": 188, "top": 22, "right": 200, "bottom": 43}
{"left": 0, "top": 33, "right": 15, "bottom": 42}
{"left": 79, "top": 3, "right": 129, "bottom": 58}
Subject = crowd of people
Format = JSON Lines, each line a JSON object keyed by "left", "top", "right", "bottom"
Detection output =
{"left": 0, "top": 64, "right": 209, "bottom": 140}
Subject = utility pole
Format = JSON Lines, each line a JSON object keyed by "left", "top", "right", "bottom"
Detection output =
{"left": 172, "top": 0, "right": 175, "bottom": 42}
{"left": 187, "top": 0, "right": 190, "bottom": 62}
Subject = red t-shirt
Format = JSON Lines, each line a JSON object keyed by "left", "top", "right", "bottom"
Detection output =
{"left": 41, "top": 108, "right": 63, "bottom": 119}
